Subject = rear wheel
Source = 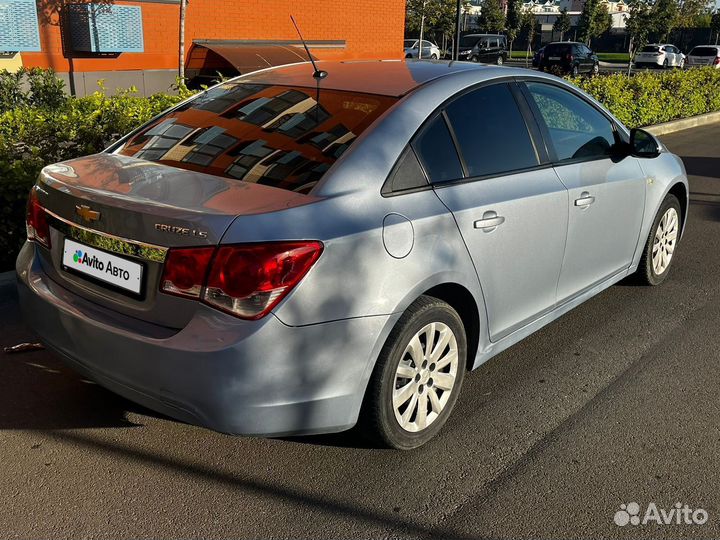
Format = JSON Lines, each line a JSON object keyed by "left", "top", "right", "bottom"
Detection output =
{"left": 635, "top": 194, "right": 681, "bottom": 286}
{"left": 430, "top": 53, "right": 438, "bottom": 60}
{"left": 663, "top": 59, "right": 669, "bottom": 69}
{"left": 591, "top": 62, "right": 600, "bottom": 76}
{"left": 496, "top": 55, "right": 504, "bottom": 65}
{"left": 360, "top": 296, "right": 467, "bottom": 450}
{"left": 571, "top": 64, "right": 579, "bottom": 76}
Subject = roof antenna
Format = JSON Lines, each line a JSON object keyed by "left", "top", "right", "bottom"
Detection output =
{"left": 290, "top": 15, "right": 328, "bottom": 80}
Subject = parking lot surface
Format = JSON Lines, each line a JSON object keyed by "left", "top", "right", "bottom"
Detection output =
{"left": 1, "top": 123, "right": 719, "bottom": 539}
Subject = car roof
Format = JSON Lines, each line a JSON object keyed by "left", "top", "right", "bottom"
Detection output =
{"left": 235, "top": 60, "right": 493, "bottom": 98}
{"left": 547, "top": 41, "right": 580, "bottom": 45}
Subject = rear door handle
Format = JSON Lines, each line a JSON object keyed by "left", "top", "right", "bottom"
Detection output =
{"left": 474, "top": 211, "right": 505, "bottom": 232}
{"left": 574, "top": 191, "right": 595, "bottom": 208}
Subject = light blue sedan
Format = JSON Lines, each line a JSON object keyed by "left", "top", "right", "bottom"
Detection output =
{"left": 17, "top": 60, "right": 688, "bottom": 449}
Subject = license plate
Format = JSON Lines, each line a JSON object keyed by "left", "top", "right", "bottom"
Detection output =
{"left": 549, "top": 56, "right": 561, "bottom": 60}
{"left": 63, "top": 239, "right": 143, "bottom": 294}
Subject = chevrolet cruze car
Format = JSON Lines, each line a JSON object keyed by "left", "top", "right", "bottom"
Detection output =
{"left": 17, "top": 60, "right": 688, "bottom": 449}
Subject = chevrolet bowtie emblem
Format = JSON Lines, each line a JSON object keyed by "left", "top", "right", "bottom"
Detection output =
{"left": 75, "top": 205, "right": 100, "bottom": 222}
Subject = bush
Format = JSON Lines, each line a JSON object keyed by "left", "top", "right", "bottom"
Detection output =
{"left": 570, "top": 67, "right": 720, "bottom": 128}
{"left": 0, "top": 69, "right": 189, "bottom": 271}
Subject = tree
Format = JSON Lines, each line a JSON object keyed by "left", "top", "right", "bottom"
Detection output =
{"left": 476, "top": 0, "right": 506, "bottom": 32}
{"left": 625, "top": 0, "right": 653, "bottom": 74}
{"left": 651, "top": 0, "right": 679, "bottom": 42}
{"left": 406, "top": 0, "right": 466, "bottom": 48}
{"left": 506, "top": 0, "right": 523, "bottom": 55}
{"left": 677, "top": 0, "right": 711, "bottom": 28}
{"left": 553, "top": 7, "right": 572, "bottom": 40}
{"left": 521, "top": 9, "right": 538, "bottom": 65}
{"left": 577, "top": 0, "right": 612, "bottom": 46}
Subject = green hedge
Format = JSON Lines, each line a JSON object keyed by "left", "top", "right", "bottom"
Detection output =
{"left": 570, "top": 68, "right": 720, "bottom": 128}
{"left": 0, "top": 68, "right": 189, "bottom": 271}
{"left": 1, "top": 67, "right": 720, "bottom": 272}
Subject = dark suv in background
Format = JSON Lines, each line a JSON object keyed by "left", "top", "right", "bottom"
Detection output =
{"left": 457, "top": 34, "right": 508, "bottom": 65}
{"left": 538, "top": 42, "right": 599, "bottom": 75}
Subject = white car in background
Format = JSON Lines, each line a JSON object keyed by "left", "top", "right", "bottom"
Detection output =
{"left": 634, "top": 44, "right": 685, "bottom": 69}
{"left": 686, "top": 45, "right": 720, "bottom": 68}
{"left": 404, "top": 39, "right": 441, "bottom": 60}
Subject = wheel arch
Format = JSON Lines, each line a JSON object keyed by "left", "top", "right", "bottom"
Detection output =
{"left": 668, "top": 181, "right": 688, "bottom": 236}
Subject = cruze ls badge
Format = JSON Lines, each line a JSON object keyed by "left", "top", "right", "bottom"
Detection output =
{"left": 154, "top": 223, "right": 209, "bottom": 239}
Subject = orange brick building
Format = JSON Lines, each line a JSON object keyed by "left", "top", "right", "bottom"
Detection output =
{"left": 7, "top": 0, "right": 405, "bottom": 95}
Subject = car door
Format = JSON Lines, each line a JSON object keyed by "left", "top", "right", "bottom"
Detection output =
{"left": 418, "top": 82, "right": 569, "bottom": 341}
{"left": 521, "top": 81, "right": 646, "bottom": 303}
{"left": 478, "top": 38, "right": 491, "bottom": 62}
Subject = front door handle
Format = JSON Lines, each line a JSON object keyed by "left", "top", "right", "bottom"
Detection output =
{"left": 474, "top": 211, "right": 505, "bottom": 232}
{"left": 574, "top": 191, "right": 595, "bottom": 208}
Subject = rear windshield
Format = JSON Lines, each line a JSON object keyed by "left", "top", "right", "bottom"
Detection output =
{"left": 116, "top": 82, "right": 398, "bottom": 193}
{"left": 545, "top": 44, "right": 572, "bottom": 55}
{"left": 690, "top": 46, "right": 719, "bottom": 56}
{"left": 641, "top": 46, "right": 660, "bottom": 52}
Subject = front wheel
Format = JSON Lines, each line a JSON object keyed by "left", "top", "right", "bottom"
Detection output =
{"left": 496, "top": 55, "right": 504, "bottom": 65}
{"left": 571, "top": 64, "right": 579, "bottom": 76}
{"left": 469, "top": 55, "right": 479, "bottom": 63}
{"left": 360, "top": 296, "right": 467, "bottom": 450}
{"left": 635, "top": 194, "right": 681, "bottom": 285}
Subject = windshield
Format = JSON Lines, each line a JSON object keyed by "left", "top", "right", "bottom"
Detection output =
{"left": 404, "top": 40, "right": 417, "bottom": 48}
{"left": 690, "top": 46, "right": 718, "bottom": 56}
{"left": 460, "top": 36, "right": 480, "bottom": 47}
{"left": 116, "top": 82, "right": 398, "bottom": 194}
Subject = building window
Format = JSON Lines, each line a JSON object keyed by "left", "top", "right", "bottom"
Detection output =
{"left": 0, "top": 0, "right": 41, "bottom": 52}
{"left": 66, "top": 3, "right": 144, "bottom": 53}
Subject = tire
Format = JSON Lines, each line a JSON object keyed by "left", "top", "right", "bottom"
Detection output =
{"left": 496, "top": 55, "right": 504, "bottom": 65}
{"left": 469, "top": 55, "right": 479, "bottom": 63}
{"left": 635, "top": 194, "right": 681, "bottom": 286}
{"left": 663, "top": 59, "right": 669, "bottom": 69}
{"left": 430, "top": 53, "right": 438, "bottom": 60}
{"left": 571, "top": 64, "right": 579, "bottom": 76}
{"left": 591, "top": 62, "right": 599, "bottom": 76}
{"left": 360, "top": 295, "right": 467, "bottom": 450}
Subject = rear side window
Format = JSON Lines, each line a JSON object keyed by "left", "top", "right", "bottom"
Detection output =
{"left": 382, "top": 147, "right": 428, "bottom": 195}
{"left": 116, "top": 82, "right": 398, "bottom": 194}
{"left": 690, "top": 47, "right": 719, "bottom": 56}
{"left": 525, "top": 82, "right": 616, "bottom": 162}
{"left": 412, "top": 115, "right": 464, "bottom": 183}
{"left": 445, "top": 84, "right": 538, "bottom": 178}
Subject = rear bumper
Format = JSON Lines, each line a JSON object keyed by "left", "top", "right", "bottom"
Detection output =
{"left": 16, "top": 241, "right": 396, "bottom": 437}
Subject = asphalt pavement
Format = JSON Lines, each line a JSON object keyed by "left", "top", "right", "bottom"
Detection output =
{"left": 1, "top": 123, "right": 720, "bottom": 539}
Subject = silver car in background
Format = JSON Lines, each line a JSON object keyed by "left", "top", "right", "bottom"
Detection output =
{"left": 686, "top": 45, "right": 720, "bottom": 68}
{"left": 404, "top": 39, "right": 441, "bottom": 59}
{"left": 17, "top": 61, "right": 688, "bottom": 449}
{"left": 634, "top": 43, "right": 685, "bottom": 68}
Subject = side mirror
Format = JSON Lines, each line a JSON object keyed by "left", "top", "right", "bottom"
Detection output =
{"left": 630, "top": 128, "right": 661, "bottom": 158}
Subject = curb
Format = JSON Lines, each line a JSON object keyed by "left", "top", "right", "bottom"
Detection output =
{"left": 645, "top": 110, "right": 720, "bottom": 136}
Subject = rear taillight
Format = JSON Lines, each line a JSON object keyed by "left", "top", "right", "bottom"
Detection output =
{"left": 160, "top": 241, "right": 323, "bottom": 320}
{"left": 714, "top": 57, "right": 720, "bottom": 65}
{"left": 26, "top": 188, "right": 51, "bottom": 248}
{"left": 160, "top": 247, "right": 215, "bottom": 298}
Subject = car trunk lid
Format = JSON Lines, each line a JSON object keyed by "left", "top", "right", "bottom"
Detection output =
{"left": 34, "top": 153, "right": 316, "bottom": 328}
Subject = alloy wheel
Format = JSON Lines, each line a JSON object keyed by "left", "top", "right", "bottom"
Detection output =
{"left": 652, "top": 207, "right": 679, "bottom": 275}
{"left": 392, "top": 322, "right": 459, "bottom": 432}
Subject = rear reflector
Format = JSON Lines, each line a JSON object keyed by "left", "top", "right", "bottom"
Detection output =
{"left": 160, "top": 241, "right": 323, "bottom": 320}
{"left": 26, "top": 188, "right": 51, "bottom": 248}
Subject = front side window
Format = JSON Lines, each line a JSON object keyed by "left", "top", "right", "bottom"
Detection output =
{"left": 412, "top": 115, "right": 463, "bottom": 184}
{"left": 445, "top": 83, "right": 538, "bottom": 178}
{"left": 525, "top": 82, "right": 617, "bottom": 162}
